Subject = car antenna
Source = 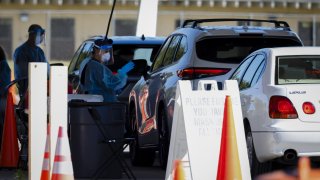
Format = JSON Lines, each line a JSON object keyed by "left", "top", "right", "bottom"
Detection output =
{"left": 104, "top": 0, "right": 116, "bottom": 41}
{"left": 141, "top": 34, "right": 145, "bottom": 41}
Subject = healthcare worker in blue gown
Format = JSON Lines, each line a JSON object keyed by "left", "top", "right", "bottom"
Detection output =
{"left": 13, "top": 24, "right": 50, "bottom": 98}
{"left": 0, "top": 46, "right": 11, "bottom": 96}
{"left": 79, "top": 39, "right": 135, "bottom": 102}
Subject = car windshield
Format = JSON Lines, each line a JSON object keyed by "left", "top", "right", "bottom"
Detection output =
{"left": 277, "top": 56, "right": 320, "bottom": 85}
{"left": 196, "top": 37, "right": 302, "bottom": 64}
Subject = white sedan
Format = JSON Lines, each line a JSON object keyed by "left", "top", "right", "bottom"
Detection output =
{"left": 230, "top": 47, "right": 320, "bottom": 177}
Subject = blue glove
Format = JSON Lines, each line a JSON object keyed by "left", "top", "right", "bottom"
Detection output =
{"left": 118, "top": 61, "right": 135, "bottom": 75}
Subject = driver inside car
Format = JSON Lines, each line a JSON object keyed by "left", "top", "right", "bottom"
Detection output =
{"left": 79, "top": 39, "right": 135, "bottom": 102}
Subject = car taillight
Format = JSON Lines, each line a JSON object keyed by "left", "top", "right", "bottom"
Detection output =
{"left": 177, "top": 67, "right": 230, "bottom": 79}
{"left": 68, "top": 83, "right": 73, "bottom": 94}
{"left": 269, "top": 96, "right": 298, "bottom": 119}
{"left": 302, "top": 102, "right": 315, "bottom": 114}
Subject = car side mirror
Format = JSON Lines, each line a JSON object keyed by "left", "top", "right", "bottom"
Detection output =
{"left": 130, "top": 59, "right": 148, "bottom": 75}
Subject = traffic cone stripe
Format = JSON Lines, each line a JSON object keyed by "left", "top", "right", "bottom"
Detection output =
{"left": 54, "top": 140, "right": 71, "bottom": 160}
{"left": 58, "top": 128, "right": 63, "bottom": 137}
{"left": 52, "top": 161, "right": 74, "bottom": 174}
{"left": 42, "top": 159, "right": 50, "bottom": 171}
{"left": 44, "top": 152, "right": 50, "bottom": 159}
{"left": 54, "top": 155, "right": 70, "bottom": 162}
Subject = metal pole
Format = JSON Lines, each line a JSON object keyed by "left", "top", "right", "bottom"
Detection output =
{"left": 105, "top": 0, "right": 116, "bottom": 40}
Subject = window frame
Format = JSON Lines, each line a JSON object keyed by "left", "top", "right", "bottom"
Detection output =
{"left": 151, "top": 36, "right": 173, "bottom": 72}
{"left": 173, "top": 35, "right": 187, "bottom": 62}
{"left": 161, "top": 35, "right": 182, "bottom": 67}
{"left": 230, "top": 55, "right": 256, "bottom": 85}
{"left": 68, "top": 43, "right": 86, "bottom": 74}
{"left": 240, "top": 54, "right": 266, "bottom": 90}
{"left": 74, "top": 42, "right": 94, "bottom": 71}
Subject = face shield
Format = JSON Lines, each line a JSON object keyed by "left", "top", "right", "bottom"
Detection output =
{"left": 94, "top": 43, "right": 114, "bottom": 65}
{"left": 34, "top": 28, "right": 46, "bottom": 46}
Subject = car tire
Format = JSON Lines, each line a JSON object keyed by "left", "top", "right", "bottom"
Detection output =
{"left": 129, "top": 106, "right": 155, "bottom": 166}
{"left": 158, "top": 108, "right": 169, "bottom": 169}
{"left": 245, "top": 124, "right": 272, "bottom": 178}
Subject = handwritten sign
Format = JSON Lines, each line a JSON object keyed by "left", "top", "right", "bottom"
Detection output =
{"left": 165, "top": 80, "right": 250, "bottom": 180}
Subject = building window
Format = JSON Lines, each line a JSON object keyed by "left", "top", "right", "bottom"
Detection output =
{"left": 316, "top": 23, "right": 320, "bottom": 46}
{"left": 50, "top": 18, "right": 75, "bottom": 60}
{"left": 299, "top": 22, "right": 312, "bottom": 46}
{"left": 298, "top": 21, "right": 320, "bottom": 46}
{"left": 175, "top": 19, "right": 182, "bottom": 28}
{"left": 115, "top": 19, "right": 137, "bottom": 36}
{"left": 237, "top": 21, "right": 261, "bottom": 26}
{"left": 0, "top": 18, "right": 12, "bottom": 58}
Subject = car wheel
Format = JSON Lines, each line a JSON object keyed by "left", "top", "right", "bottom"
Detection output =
{"left": 129, "top": 106, "right": 155, "bottom": 166}
{"left": 158, "top": 108, "right": 169, "bottom": 169}
{"left": 245, "top": 124, "right": 272, "bottom": 178}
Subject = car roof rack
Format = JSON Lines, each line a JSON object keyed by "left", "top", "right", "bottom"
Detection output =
{"left": 181, "top": 18, "right": 291, "bottom": 30}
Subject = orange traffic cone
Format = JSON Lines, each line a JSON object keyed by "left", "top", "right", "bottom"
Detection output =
{"left": 41, "top": 124, "right": 51, "bottom": 180}
{"left": 216, "top": 96, "right": 242, "bottom": 180}
{"left": 0, "top": 91, "right": 19, "bottom": 168}
{"left": 51, "top": 126, "right": 74, "bottom": 180}
{"left": 172, "top": 159, "right": 185, "bottom": 180}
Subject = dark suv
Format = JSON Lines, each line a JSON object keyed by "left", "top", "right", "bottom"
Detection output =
{"left": 68, "top": 35, "right": 165, "bottom": 103}
{"left": 128, "top": 19, "right": 303, "bottom": 168}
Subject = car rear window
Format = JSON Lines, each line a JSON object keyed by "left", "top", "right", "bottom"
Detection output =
{"left": 277, "top": 56, "right": 320, "bottom": 84}
{"left": 107, "top": 44, "right": 161, "bottom": 72}
{"left": 196, "top": 37, "right": 302, "bottom": 64}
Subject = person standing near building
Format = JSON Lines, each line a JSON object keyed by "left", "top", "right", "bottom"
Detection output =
{"left": 79, "top": 39, "right": 135, "bottom": 102}
{"left": 0, "top": 45, "right": 11, "bottom": 96}
{"left": 13, "top": 24, "right": 49, "bottom": 98}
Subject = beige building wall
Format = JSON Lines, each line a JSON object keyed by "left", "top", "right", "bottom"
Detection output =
{"left": 1, "top": 4, "right": 320, "bottom": 61}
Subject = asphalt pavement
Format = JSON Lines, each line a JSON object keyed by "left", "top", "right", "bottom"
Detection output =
{"left": 0, "top": 152, "right": 166, "bottom": 180}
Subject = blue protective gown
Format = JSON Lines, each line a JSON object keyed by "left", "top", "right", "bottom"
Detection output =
{"left": 79, "top": 58, "right": 127, "bottom": 102}
{"left": 0, "top": 59, "right": 11, "bottom": 96}
{"left": 13, "top": 42, "right": 49, "bottom": 96}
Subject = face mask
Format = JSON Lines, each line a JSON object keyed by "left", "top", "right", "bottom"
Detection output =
{"left": 102, "top": 52, "right": 111, "bottom": 63}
